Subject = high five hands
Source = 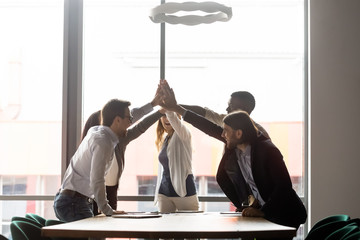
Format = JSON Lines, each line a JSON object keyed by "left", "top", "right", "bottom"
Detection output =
{"left": 158, "top": 79, "right": 186, "bottom": 115}
{"left": 158, "top": 79, "right": 176, "bottom": 109}
{"left": 151, "top": 82, "right": 163, "bottom": 107}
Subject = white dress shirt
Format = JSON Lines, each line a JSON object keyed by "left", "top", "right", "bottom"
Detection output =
{"left": 235, "top": 146, "right": 265, "bottom": 206}
{"left": 61, "top": 125, "right": 119, "bottom": 216}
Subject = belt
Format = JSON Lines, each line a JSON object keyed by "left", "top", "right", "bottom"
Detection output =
{"left": 59, "top": 189, "right": 94, "bottom": 203}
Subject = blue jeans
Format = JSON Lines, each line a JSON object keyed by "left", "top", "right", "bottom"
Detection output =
{"left": 53, "top": 192, "right": 94, "bottom": 222}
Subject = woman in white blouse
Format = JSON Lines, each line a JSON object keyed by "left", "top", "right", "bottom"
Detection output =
{"left": 154, "top": 111, "right": 199, "bottom": 213}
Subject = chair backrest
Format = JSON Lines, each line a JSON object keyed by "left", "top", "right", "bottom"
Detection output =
{"left": 306, "top": 220, "right": 350, "bottom": 240}
{"left": 310, "top": 214, "right": 351, "bottom": 233}
{"left": 324, "top": 223, "right": 359, "bottom": 240}
{"left": 10, "top": 220, "right": 48, "bottom": 240}
{"left": 0, "top": 234, "right": 9, "bottom": 240}
{"left": 11, "top": 216, "right": 43, "bottom": 228}
{"left": 306, "top": 216, "right": 359, "bottom": 240}
{"left": 343, "top": 231, "right": 360, "bottom": 240}
{"left": 25, "top": 213, "right": 46, "bottom": 226}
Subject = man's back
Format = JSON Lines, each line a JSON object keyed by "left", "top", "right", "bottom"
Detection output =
{"left": 61, "top": 126, "right": 118, "bottom": 201}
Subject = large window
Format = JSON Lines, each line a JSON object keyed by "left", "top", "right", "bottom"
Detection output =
{"left": 83, "top": 0, "right": 305, "bottom": 209}
{"left": 0, "top": 0, "right": 63, "bottom": 236}
{"left": 1, "top": 0, "right": 306, "bottom": 238}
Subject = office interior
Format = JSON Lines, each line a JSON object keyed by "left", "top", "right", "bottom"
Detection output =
{"left": 1, "top": 0, "right": 360, "bottom": 239}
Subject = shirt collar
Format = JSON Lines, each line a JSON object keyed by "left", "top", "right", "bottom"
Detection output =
{"left": 235, "top": 145, "right": 252, "bottom": 158}
{"left": 243, "top": 145, "right": 251, "bottom": 156}
{"left": 101, "top": 126, "right": 119, "bottom": 147}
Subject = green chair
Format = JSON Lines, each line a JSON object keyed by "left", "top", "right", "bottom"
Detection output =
{"left": 25, "top": 213, "right": 47, "bottom": 226}
{"left": 306, "top": 215, "right": 351, "bottom": 240}
{"left": 344, "top": 231, "right": 360, "bottom": 240}
{"left": 324, "top": 223, "right": 359, "bottom": 240}
{"left": 310, "top": 214, "right": 350, "bottom": 233}
{"left": 0, "top": 234, "right": 9, "bottom": 240}
{"left": 306, "top": 220, "right": 350, "bottom": 240}
{"left": 307, "top": 215, "right": 360, "bottom": 240}
{"left": 10, "top": 220, "right": 51, "bottom": 240}
{"left": 11, "top": 216, "right": 43, "bottom": 228}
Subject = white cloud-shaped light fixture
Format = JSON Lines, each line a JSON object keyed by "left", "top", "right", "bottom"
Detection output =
{"left": 149, "top": 1, "right": 232, "bottom": 26}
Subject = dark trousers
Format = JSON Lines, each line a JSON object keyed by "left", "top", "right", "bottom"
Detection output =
{"left": 54, "top": 191, "right": 94, "bottom": 222}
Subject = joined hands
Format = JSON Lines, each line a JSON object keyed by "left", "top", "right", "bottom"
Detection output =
{"left": 158, "top": 79, "right": 186, "bottom": 115}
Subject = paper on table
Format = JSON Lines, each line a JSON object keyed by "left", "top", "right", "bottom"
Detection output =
{"left": 220, "top": 211, "right": 242, "bottom": 215}
{"left": 112, "top": 212, "right": 162, "bottom": 218}
{"left": 175, "top": 210, "right": 204, "bottom": 213}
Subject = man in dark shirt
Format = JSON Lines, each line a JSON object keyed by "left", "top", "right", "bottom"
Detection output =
{"left": 181, "top": 91, "right": 270, "bottom": 138}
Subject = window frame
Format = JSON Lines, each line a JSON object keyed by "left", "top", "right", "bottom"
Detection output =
{"left": 0, "top": 0, "right": 309, "bottom": 234}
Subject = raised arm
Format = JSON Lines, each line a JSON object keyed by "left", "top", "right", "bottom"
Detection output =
{"left": 181, "top": 104, "right": 226, "bottom": 127}
{"left": 159, "top": 80, "right": 225, "bottom": 143}
{"left": 166, "top": 111, "right": 191, "bottom": 142}
{"left": 126, "top": 110, "right": 163, "bottom": 143}
{"left": 180, "top": 104, "right": 206, "bottom": 117}
{"left": 182, "top": 110, "right": 225, "bottom": 143}
{"left": 131, "top": 103, "right": 153, "bottom": 123}
{"left": 131, "top": 83, "right": 162, "bottom": 122}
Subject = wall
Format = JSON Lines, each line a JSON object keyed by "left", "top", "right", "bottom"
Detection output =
{"left": 310, "top": 0, "right": 360, "bottom": 227}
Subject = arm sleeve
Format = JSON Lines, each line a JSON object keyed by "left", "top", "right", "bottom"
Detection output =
{"left": 180, "top": 104, "right": 206, "bottom": 116}
{"left": 204, "top": 107, "right": 226, "bottom": 126}
{"left": 166, "top": 111, "right": 191, "bottom": 142}
{"left": 126, "top": 111, "right": 163, "bottom": 142}
{"left": 90, "top": 141, "right": 114, "bottom": 216}
{"left": 131, "top": 102, "right": 154, "bottom": 123}
{"left": 183, "top": 110, "right": 225, "bottom": 143}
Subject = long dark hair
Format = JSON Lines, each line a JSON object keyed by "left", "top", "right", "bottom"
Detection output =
{"left": 81, "top": 110, "right": 101, "bottom": 141}
{"left": 223, "top": 110, "right": 258, "bottom": 144}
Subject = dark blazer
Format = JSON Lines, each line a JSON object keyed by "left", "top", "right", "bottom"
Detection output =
{"left": 183, "top": 110, "right": 307, "bottom": 228}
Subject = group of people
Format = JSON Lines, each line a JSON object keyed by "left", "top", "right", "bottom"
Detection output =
{"left": 53, "top": 80, "right": 307, "bottom": 230}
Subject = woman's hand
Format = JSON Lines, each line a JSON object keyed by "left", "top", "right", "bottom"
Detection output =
{"left": 159, "top": 107, "right": 166, "bottom": 115}
{"left": 157, "top": 80, "right": 186, "bottom": 116}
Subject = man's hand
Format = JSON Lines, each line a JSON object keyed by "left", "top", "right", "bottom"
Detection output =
{"left": 159, "top": 107, "right": 166, "bottom": 115}
{"left": 151, "top": 83, "right": 163, "bottom": 107}
{"left": 158, "top": 80, "right": 186, "bottom": 115}
{"left": 159, "top": 80, "right": 177, "bottom": 107}
{"left": 241, "top": 207, "right": 265, "bottom": 217}
{"left": 113, "top": 210, "right": 125, "bottom": 215}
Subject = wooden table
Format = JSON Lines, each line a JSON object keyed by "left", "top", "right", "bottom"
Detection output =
{"left": 41, "top": 212, "right": 296, "bottom": 239}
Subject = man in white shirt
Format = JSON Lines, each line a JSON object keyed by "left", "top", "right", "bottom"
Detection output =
{"left": 81, "top": 97, "right": 162, "bottom": 214}
{"left": 53, "top": 99, "right": 133, "bottom": 222}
